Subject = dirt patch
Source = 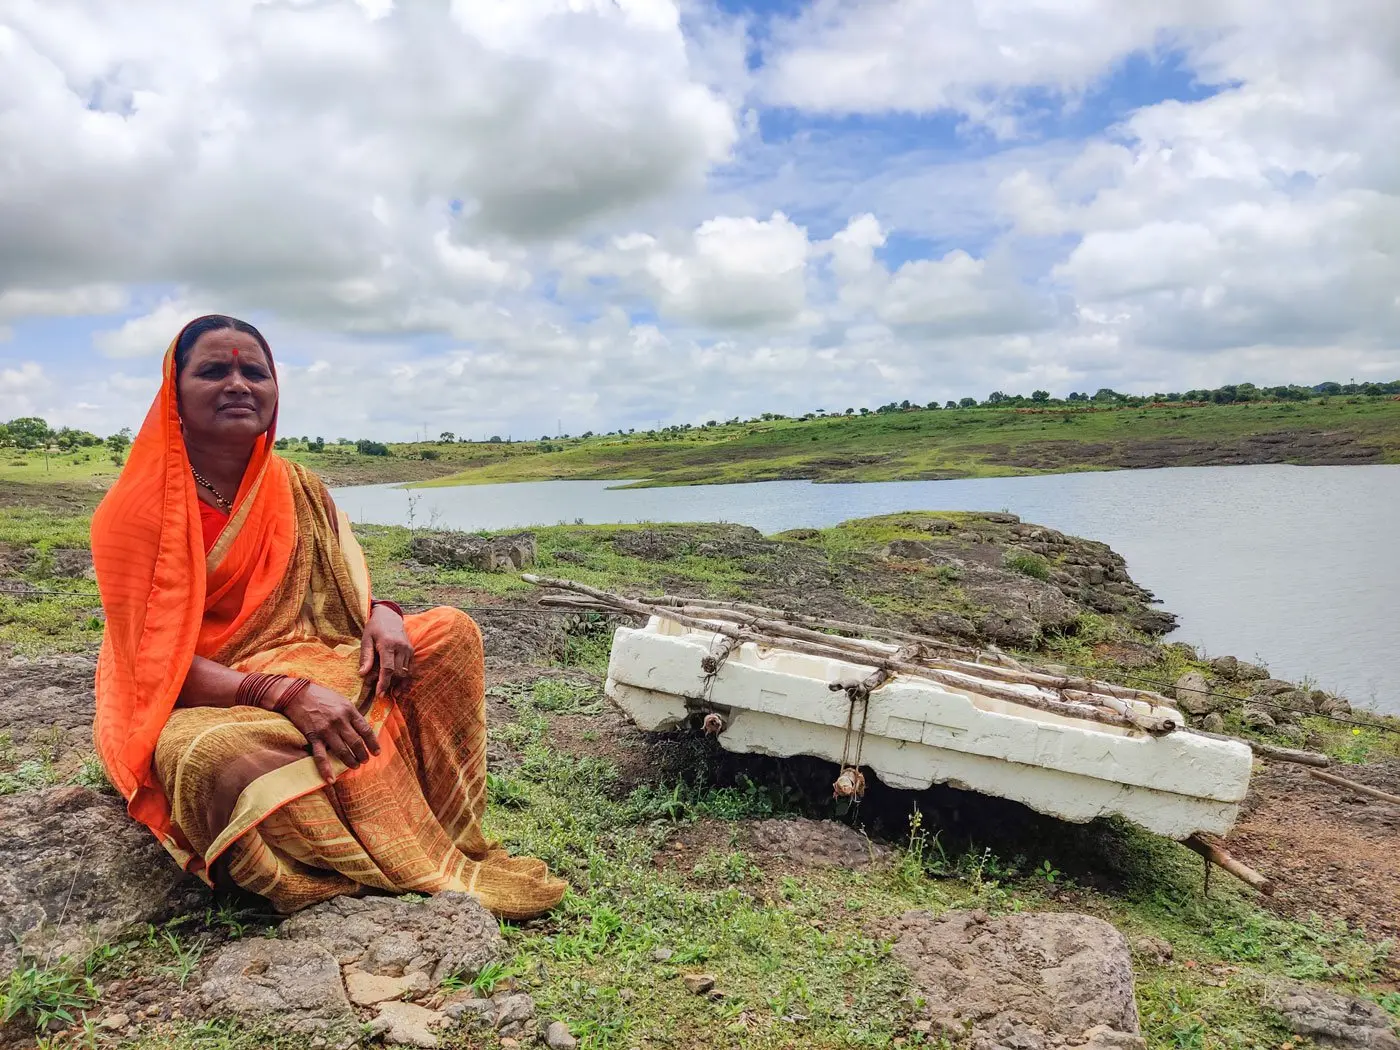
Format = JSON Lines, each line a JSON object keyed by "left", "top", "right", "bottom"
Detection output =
{"left": 0, "top": 479, "right": 107, "bottom": 513}
{"left": 1228, "top": 760, "right": 1400, "bottom": 941}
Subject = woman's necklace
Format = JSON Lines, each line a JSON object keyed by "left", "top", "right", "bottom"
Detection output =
{"left": 190, "top": 467, "right": 233, "bottom": 513}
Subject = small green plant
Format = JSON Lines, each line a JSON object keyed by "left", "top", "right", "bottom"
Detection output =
{"left": 1005, "top": 549, "right": 1051, "bottom": 580}
{"left": 72, "top": 755, "right": 112, "bottom": 793}
{"left": 154, "top": 929, "right": 207, "bottom": 989}
{"left": 530, "top": 677, "right": 602, "bottom": 714}
{"left": 471, "top": 961, "right": 513, "bottom": 997}
{"left": 487, "top": 770, "right": 530, "bottom": 808}
{"left": 1037, "top": 859, "right": 1061, "bottom": 884}
{"left": 625, "top": 782, "right": 692, "bottom": 823}
{"left": 0, "top": 962, "right": 97, "bottom": 1031}
{"left": 0, "top": 758, "right": 58, "bottom": 796}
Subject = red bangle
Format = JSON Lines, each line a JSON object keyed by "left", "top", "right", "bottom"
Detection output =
{"left": 235, "top": 672, "right": 309, "bottom": 714}
{"left": 371, "top": 599, "right": 404, "bottom": 619}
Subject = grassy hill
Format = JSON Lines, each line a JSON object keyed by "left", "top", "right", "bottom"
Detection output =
{"left": 4, "top": 396, "right": 1398, "bottom": 493}
{"left": 404, "top": 396, "right": 1400, "bottom": 489}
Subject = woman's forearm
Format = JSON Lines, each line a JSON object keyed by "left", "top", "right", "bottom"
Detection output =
{"left": 177, "top": 654, "right": 248, "bottom": 708}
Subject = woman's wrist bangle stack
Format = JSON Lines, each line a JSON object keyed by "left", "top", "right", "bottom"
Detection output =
{"left": 235, "top": 672, "right": 310, "bottom": 714}
{"left": 371, "top": 599, "right": 404, "bottom": 619}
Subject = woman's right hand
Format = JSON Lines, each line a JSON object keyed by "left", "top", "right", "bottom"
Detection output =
{"left": 277, "top": 681, "right": 381, "bottom": 785}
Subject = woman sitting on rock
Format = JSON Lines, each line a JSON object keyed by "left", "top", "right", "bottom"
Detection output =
{"left": 91, "top": 315, "right": 566, "bottom": 918}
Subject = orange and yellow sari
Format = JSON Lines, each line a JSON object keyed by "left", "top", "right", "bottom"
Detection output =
{"left": 90, "top": 339, "right": 565, "bottom": 918}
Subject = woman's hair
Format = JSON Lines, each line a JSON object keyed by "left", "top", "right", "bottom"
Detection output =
{"left": 174, "top": 315, "right": 273, "bottom": 375}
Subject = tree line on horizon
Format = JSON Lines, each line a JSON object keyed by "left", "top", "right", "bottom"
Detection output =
{"left": 3, "top": 378, "right": 1396, "bottom": 456}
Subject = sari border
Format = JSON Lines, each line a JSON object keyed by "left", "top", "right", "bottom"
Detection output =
{"left": 204, "top": 753, "right": 347, "bottom": 866}
{"left": 206, "top": 464, "right": 268, "bottom": 575}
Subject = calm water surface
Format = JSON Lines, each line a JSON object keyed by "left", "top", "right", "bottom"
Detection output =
{"left": 334, "top": 465, "right": 1400, "bottom": 715}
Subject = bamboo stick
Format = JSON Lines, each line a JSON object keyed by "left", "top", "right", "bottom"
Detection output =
{"left": 646, "top": 595, "right": 1023, "bottom": 667}
{"left": 1062, "top": 690, "right": 1178, "bottom": 735}
{"left": 665, "top": 604, "right": 1174, "bottom": 710}
{"left": 1184, "top": 835, "right": 1272, "bottom": 894}
{"left": 524, "top": 575, "right": 1157, "bottom": 733}
{"left": 1308, "top": 769, "right": 1400, "bottom": 806}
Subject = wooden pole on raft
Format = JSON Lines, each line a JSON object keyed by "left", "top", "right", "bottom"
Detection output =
{"left": 524, "top": 575, "right": 1176, "bottom": 734}
{"left": 1185, "top": 834, "right": 1272, "bottom": 895}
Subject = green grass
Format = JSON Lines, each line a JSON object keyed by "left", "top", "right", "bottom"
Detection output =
{"left": 0, "top": 961, "right": 97, "bottom": 1031}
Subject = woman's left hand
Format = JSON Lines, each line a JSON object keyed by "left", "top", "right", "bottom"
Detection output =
{"left": 359, "top": 605, "right": 416, "bottom": 699}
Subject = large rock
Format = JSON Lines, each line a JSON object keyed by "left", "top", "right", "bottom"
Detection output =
{"left": 0, "top": 654, "right": 99, "bottom": 772}
{"left": 197, "top": 939, "right": 354, "bottom": 1032}
{"left": 889, "top": 910, "right": 1143, "bottom": 1049}
{"left": 1265, "top": 980, "right": 1400, "bottom": 1049}
{"left": 0, "top": 786, "right": 204, "bottom": 969}
{"left": 1173, "top": 672, "right": 1214, "bottom": 715}
{"left": 279, "top": 891, "right": 503, "bottom": 984}
{"left": 748, "top": 818, "right": 891, "bottom": 869}
{"left": 409, "top": 532, "right": 536, "bottom": 572}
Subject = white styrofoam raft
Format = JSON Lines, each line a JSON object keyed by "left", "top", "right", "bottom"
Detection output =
{"left": 605, "top": 617, "right": 1253, "bottom": 840}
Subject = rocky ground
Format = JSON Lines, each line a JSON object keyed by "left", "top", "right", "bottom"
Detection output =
{"left": 1, "top": 502, "right": 1398, "bottom": 1049}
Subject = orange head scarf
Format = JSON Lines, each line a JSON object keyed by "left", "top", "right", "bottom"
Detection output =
{"left": 92, "top": 318, "right": 292, "bottom": 845}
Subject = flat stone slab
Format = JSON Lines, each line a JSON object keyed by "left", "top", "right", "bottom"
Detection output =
{"left": 1266, "top": 980, "right": 1400, "bottom": 1050}
{"left": 280, "top": 891, "right": 503, "bottom": 984}
{"left": 372, "top": 1000, "right": 449, "bottom": 1048}
{"left": 889, "top": 909, "right": 1143, "bottom": 1049}
{"left": 197, "top": 939, "right": 354, "bottom": 1032}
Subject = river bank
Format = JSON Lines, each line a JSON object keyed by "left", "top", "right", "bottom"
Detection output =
{"left": 1, "top": 482, "right": 1398, "bottom": 1049}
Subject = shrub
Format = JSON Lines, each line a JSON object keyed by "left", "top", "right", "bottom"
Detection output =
{"left": 1005, "top": 549, "right": 1051, "bottom": 580}
{"left": 356, "top": 440, "right": 390, "bottom": 457}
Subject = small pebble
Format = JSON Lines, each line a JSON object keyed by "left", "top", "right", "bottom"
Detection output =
{"left": 500, "top": 1040, "right": 520, "bottom": 1050}
{"left": 99, "top": 1014, "right": 130, "bottom": 1031}
{"left": 546, "top": 1020, "right": 578, "bottom": 1050}
{"left": 683, "top": 973, "right": 716, "bottom": 995}
{"left": 650, "top": 948, "right": 673, "bottom": 963}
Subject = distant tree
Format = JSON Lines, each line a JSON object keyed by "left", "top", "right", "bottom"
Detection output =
{"left": 859, "top": 407, "right": 870, "bottom": 415}
{"left": 439, "top": 431, "right": 455, "bottom": 444}
{"left": 706, "top": 420, "right": 718, "bottom": 427}
{"left": 488, "top": 435, "right": 503, "bottom": 443}
{"left": 986, "top": 391, "right": 1008, "bottom": 405}
{"left": 926, "top": 401, "right": 940, "bottom": 410}
{"left": 274, "top": 437, "right": 291, "bottom": 450}
{"left": 1092, "top": 388, "right": 1123, "bottom": 402}
{"left": 1031, "top": 390, "right": 1050, "bottom": 403}
{"left": 8, "top": 417, "right": 52, "bottom": 449}
{"left": 105, "top": 427, "right": 133, "bottom": 455}
{"left": 958, "top": 397, "right": 977, "bottom": 409}
{"left": 54, "top": 426, "right": 101, "bottom": 449}
{"left": 307, "top": 437, "right": 325, "bottom": 452}
{"left": 945, "top": 400, "right": 958, "bottom": 410}
{"left": 355, "top": 439, "right": 390, "bottom": 456}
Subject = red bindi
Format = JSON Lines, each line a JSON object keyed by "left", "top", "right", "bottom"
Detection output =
{"left": 231, "top": 348, "right": 239, "bottom": 359}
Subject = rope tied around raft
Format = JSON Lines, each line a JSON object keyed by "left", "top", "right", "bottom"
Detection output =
{"left": 830, "top": 667, "right": 891, "bottom": 800}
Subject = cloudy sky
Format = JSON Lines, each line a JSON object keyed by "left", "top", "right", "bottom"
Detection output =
{"left": 2, "top": 0, "right": 1398, "bottom": 441}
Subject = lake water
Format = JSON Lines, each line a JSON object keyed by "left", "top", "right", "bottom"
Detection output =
{"left": 333, "top": 464, "right": 1400, "bottom": 715}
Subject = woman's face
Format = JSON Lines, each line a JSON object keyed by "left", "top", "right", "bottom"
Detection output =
{"left": 177, "top": 329, "right": 278, "bottom": 446}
